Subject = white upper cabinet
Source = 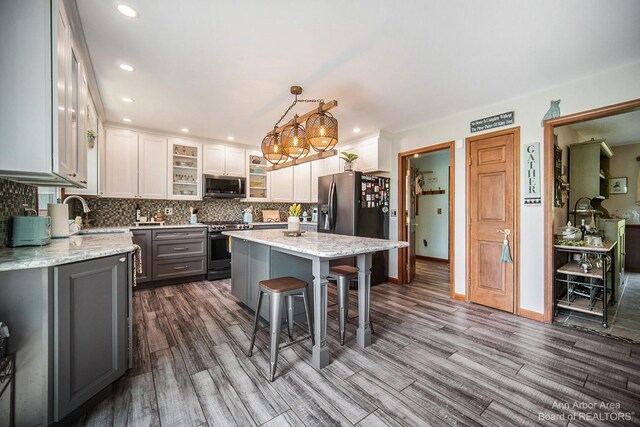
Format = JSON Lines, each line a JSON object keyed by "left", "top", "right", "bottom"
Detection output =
{"left": 225, "top": 146, "right": 246, "bottom": 177}
{"left": 168, "top": 139, "right": 203, "bottom": 200}
{"left": 138, "top": 134, "right": 167, "bottom": 199}
{"left": 104, "top": 128, "right": 139, "bottom": 198}
{"left": 0, "top": 0, "right": 89, "bottom": 187}
{"left": 203, "top": 144, "right": 225, "bottom": 175}
{"left": 293, "top": 163, "right": 312, "bottom": 203}
{"left": 340, "top": 132, "right": 392, "bottom": 173}
{"left": 311, "top": 154, "right": 341, "bottom": 202}
{"left": 269, "top": 167, "right": 294, "bottom": 202}
{"left": 204, "top": 144, "right": 245, "bottom": 177}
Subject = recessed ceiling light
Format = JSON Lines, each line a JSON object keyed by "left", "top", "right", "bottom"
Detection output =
{"left": 353, "top": 128, "right": 361, "bottom": 133}
{"left": 119, "top": 63, "right": 135, "bottom": 72}
{"left": 122, "top": 118, "right": 132, "bottom": 122}
{"left": 116, "top": 4, "right": 138, "bottom": 18}
{"left": 181, "top": 128, "right": 189, "bottom": 133}
{"left": 227, "top": 136, "right": 235, "bottom": 141}
{"left": 122, "top": 97, "right": 134, "bottom": 103}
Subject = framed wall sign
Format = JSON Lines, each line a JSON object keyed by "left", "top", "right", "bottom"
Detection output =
{"left": 524, "top": 142, "right": 541, "bottom": 205}
{"left": 609, "top": 177, "right": 628, "bottom": 194}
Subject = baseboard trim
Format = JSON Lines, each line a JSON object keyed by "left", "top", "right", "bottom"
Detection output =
{"left": 453, "top": 293, "right": 466, "bottom": 301}
{"left": 520, "top": 308, "right": 544, "bottom": 322}
{"left": 416, "top": 255, "right": 449, "bottom": 263}
{"left": 387, "top": 277, "right": 400, "bottom": 284}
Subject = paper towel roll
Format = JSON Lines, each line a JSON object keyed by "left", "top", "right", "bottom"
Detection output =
{"left": 48, "top": 203, "right": 69, "bottom": 238}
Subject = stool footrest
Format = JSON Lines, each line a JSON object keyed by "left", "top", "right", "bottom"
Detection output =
{"left": 279, "top": 335, "right": 313, "bottom": 351}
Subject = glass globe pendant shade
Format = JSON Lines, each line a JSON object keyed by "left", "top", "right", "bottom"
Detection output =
{"left": 281, "top": 115, "right": 309, "bottom": 159}
{"left": 261, "top": 132, "right": 288, "bottom": 165}
{"left": 306, "top": 104, "right": 338, "bottom": 152}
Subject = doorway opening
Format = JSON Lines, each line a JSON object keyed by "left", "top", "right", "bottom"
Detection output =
{"left": 544, "top": 99, "right": 640, "bottom": 341}
{"left": 398, "top": 142, "right": 454, "bottom": 297}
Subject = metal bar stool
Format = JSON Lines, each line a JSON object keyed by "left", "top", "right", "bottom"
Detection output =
{"left": 247, "top": 276, "right": 314, "bottom": 381}
{"left": 328, "top": 265, "right": 374, "bottom": 345}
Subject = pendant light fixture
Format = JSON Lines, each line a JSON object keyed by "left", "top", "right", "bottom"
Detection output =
{"left": 261, "top": 128, "right": 287, "bottom": 165}
{"left": 281, "top": 115, "right": 309, "bottom": 159}
{"left": 306, "top": 101, "right": 338, "bottom": 152}
{"left": 261, "top": 85, "right": 339, "bottom": 166}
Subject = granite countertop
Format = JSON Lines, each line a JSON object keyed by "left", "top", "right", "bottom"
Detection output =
{"left": 81, "top": 224, "right": 207, "bottom": 233}
{"left": 251, "top": 222, "right": 317, "bottom": 226}
{"left": 223, "top": 229, "right": 408, "bottom": 258}
{"left": 0, "top": 233, "right": 135, "bottom": 272}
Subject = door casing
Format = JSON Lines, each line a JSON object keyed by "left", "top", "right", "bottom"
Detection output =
{"left": 543, "top": 99, "right": 640, "bottom": 323}
{"left": 397, "top": 141, "right": 455, "bottom": 298}
{"left": 465, "top": 127, "right": 520, "bottom": 313}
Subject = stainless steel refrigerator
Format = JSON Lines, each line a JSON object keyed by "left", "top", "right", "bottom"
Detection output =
{"left": 317, "top": 171, "right": 390, "bottom": 285}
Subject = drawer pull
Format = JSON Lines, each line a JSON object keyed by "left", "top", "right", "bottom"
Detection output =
{"left": 173, "top": 247, "right": 189, "bottom": 251}
{"left": 173, "top": 266, "right": 189, "bottom": 270}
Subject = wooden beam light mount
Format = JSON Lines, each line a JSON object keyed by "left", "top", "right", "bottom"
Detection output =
{"left": 267, "top": 149, "right": 338, "bottom": 171}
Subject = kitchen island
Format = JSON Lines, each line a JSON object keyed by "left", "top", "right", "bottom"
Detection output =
{"left": 222, "top": 229, "right": 408, "bottom": 369}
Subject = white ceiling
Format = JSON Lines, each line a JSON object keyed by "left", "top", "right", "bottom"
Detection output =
{"left": 568, "top": 109, "right": 640, "bottom": 146}
{"left": 77, "top": 0, "right": 640, "bottom": 146}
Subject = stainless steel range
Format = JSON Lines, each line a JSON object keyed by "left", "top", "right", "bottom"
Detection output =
{"left": 202, "top": 221, "right": 253, "bottom": 280}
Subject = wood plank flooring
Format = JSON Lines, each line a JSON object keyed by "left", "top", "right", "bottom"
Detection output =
{"left": 73, "top": 260, "right": 640, "bottom": 426}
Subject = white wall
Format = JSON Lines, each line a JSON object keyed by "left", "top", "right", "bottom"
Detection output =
{"left": 387, "top": 60, "right": 640, "bottom": 315}
{"left": 413, "top": 150, "right": 450, "bottom": 259}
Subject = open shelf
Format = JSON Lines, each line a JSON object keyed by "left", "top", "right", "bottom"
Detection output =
{"left": 556, "top": 291, "right": 611, "bottom": 316}
{"left": 557, "top": 262, "right": 609, "bottom": 279}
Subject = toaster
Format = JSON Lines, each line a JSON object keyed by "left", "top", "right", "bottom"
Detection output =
{"left": 11, "top": 216, "right": 51, "bottom": 247}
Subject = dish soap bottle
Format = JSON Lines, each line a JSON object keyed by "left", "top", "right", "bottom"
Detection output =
{"left": 135, "top": 203, "right": 141, "bottom": 222}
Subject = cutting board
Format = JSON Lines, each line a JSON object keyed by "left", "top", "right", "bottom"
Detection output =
{"left": 262, "top": 210, "right": 281, "bottom": 222}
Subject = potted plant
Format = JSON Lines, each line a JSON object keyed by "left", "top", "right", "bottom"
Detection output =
{"left": 86, "top": 129, "right": 97, "bottom": 149}
{"left": 340, "top": 152, "right": 359, "bottom": 171}
{"left": 288, "top": 203, "right": 302, "bottom": 232}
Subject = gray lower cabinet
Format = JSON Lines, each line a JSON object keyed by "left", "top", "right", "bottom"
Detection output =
{"left": 230, "top": 238, "right": 250, "bottom": 301}
{"left": 0, "top": 253, "right": 132, "bottom": 426}
{"left": 152, "top": 257, "right": 207, "bottom": 280}
{"left": 54, "top": 255, "right": 129, "bottom": 421}
{"left": 150, "top": 229, "right": 207, "bottom": 281}
{"left": 230, "top": 239, "right": 272, "bottom": 319}
{"left": 131, "top": 229, "right": 153, "bottom": 282}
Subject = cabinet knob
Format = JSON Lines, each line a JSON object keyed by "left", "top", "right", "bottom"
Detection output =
{"left": 80, "top": 180, "right": 87, "bottom": 184}
{"left": 119, "top": 257, "right": 126, "bottom": 263}
{"left": 68, "top": 172, "right": 77, "bottom": 177}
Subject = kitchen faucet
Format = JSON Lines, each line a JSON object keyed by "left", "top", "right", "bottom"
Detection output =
{"left": 63, "top": 195, "right": 91, "bottom": 213}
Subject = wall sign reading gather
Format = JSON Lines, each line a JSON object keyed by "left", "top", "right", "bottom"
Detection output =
{"left": 524, "top": 142, "right": 541, "bottom": 206}
{"left": 470, "top": 111, "right": 514, "bottom": 133}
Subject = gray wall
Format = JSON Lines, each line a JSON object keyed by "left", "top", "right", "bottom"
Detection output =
{"left": 602, "top": 142, "right": 640, "bottom": 220}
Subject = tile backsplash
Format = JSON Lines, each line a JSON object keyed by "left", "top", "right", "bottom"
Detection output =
{"left": 69, "top": 197, "right": 315, "bottom": 227}
{"left": 0, "top": 179, "right": 38, "bottom": 248}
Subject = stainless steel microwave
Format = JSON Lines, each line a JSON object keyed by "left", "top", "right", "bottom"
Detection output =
{"left": 203, "top": 175, "right": 246, "bottom": 198}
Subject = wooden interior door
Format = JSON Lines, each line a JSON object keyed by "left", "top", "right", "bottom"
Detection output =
{"left": 406, "top": 159, "right": 417, "bottom": 282}
{"left": 468, "top": 129, "right": 518, "bottom": 312}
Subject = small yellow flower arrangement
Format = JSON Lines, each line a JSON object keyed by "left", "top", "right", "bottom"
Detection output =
{"left": 288, "top": 203, "right": 302, "bottom": 217}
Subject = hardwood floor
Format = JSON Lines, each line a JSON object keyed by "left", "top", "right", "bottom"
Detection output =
{"left": 74, "top": 260, "right": 640, "bottom": 426}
